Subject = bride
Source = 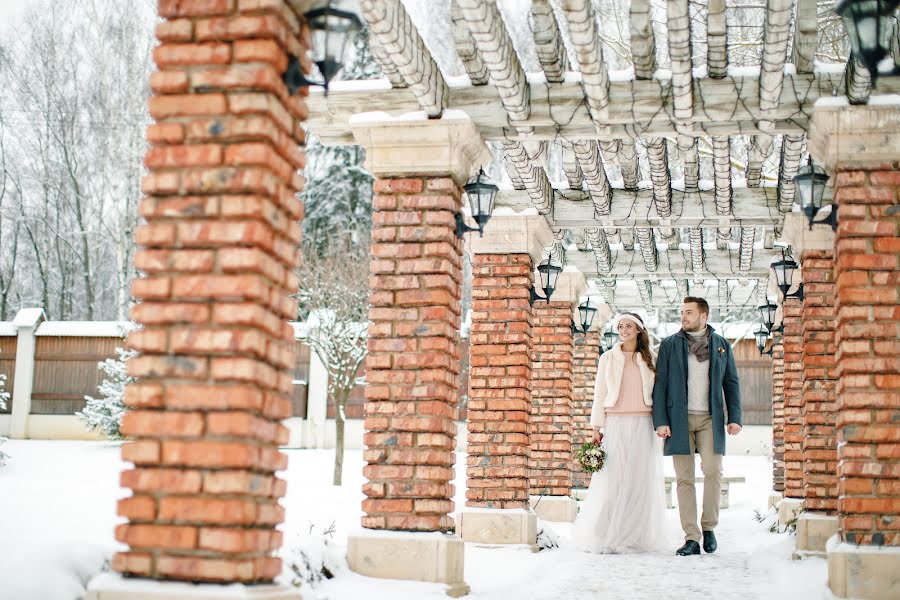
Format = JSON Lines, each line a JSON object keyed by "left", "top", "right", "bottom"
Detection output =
{"left": 573, "top": 312, "right": 667, "bottom": 553}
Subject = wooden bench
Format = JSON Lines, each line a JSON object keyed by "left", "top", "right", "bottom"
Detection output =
{"left": 664, "top": 476, "right": 746, "bottom": 509}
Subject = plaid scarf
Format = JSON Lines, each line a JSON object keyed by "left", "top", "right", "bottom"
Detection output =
{"left": 678, "top": 327, "right": 710, "bottom": 362}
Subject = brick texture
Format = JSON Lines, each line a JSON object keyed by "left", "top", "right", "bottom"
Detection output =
{"left": 529, "top": 302, "right": 574, "bottom": 497}
{"left": 782, "top": 298, "right": 804, "bottom": 498}
{"left": 361, "top": 176, "right": 463, "bottom": 532}
{"left": 771, "top": 332, "right": 785, "bottom": 493}
{"left": 115, "top": 0, "right": 309, "bottom": 584}
{"left": 832, "top": 165, "right": 900, "bottom": 546}
{"left": 572, "top": 331, "right": 601, "bottom": 489}
{"left": 800, "top": 250, "right": 838, "bottom": 513}
{"left": 466, "top": 253, "right": 533, "bottom": 509}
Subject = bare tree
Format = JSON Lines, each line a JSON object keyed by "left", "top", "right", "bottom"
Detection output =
{"left": 296, "top": 237, "right": 370, "bottom": 486}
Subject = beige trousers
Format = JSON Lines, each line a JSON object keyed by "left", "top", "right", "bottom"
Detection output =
{"left": 672, "top": 413, "right": 723, "bottom": 542}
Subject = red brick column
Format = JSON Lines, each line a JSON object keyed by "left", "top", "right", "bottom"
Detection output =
{"left": 800, "top": 250, "right": 838, "bottom": 513}
{"left": 466, "top": 253, "right": 533, "bottom": 509}
{"left": 782, "top": 298, "right": 805, "bottom": 499}
{"left": 529, "top": 301, "right": 574, "bottom": 497}
{"left": 772, "top": 331, "right": 786, "bottom": 494}
{"left": 572, "top": 330, "right": 601, "bottom": 490}
{"left": 116, "top": 0, "right": 307, "bottom": 583}
{"left": 832, "top": 165, "right": 900, "bottom": 546}
{"left": 362, "top": 177, "right": 463, "bottom": 532}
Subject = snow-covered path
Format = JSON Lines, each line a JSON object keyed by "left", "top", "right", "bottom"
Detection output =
{"left": 0, "top": 441, "right": 827, "bottom": 600}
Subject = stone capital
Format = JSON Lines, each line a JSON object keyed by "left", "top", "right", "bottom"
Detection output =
{"left": 809, "top": 100, "right": 900, "bottom": 170}
{"left": 466, "top": 213, "right": 553, "bottom": 265}
{"left": 349, "top": 111, "right": 492, "bottom": 186}
{"left": 546, "top": 269, "right": 586, "bottom": 306}
{"left": 780, "top": 213, "right": 835, "bottom": 255}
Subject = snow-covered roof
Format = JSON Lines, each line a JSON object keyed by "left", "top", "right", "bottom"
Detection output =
{"left": 12, "top": 308, "right": 45, "bottom": 328}
{"left": 0, "top": 323, "right": 16, "bottom": 336}
{"left": 34, "top": 321, "right": 133, "bottom": 338}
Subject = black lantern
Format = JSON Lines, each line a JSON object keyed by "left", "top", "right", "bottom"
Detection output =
{"left": 456, "top": 169, "right": 498, "bottom": 238}
{"left": 284, "top": 3, "right": 363, "bottom": 94}
{"left": 529, "top": 259, "right": 563, "bottom": 305}
{"left": 603, "top": 327, "right": 619, "bottom": 350}
{"left": 573, "top": 298, "right": 598, "bottom": 334}
{"left": 794, "top": 157, "right": 836, "bottom": 231}
{"left": 771, "top": 248, "right": 804, "bottom": 301}
{"left": 757, "top": 301, "right": 778, "bottom": 333}
{"left": 835, "top": 0, "right": 900, "bottom": 82}
{"left": 754, "top": 325, "right": 773, "bottom": 356}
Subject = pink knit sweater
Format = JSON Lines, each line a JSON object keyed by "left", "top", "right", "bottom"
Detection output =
{"left": 604, "top": 352, "right": 652, "bottom": 417}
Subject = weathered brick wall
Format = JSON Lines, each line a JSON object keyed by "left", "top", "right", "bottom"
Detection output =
{"left": 572, "top": 331, "right": 600, "bottom": 490}
{"left": 362, "top": 177, "right": 463, "bottom": 532}
{"left": 782, "top": 299, "right": 804, "bottom": 498}
{"left": 771, "top": 332, "right": 785, "bottom": 493}
{"left": 529, "top": 302, "right": 573, "bottom": 497}
{"left": 800, "top": 250, "right": 838, "bottom": 513}
{"left": 116, "top": 0, "right": 308, "bottom": 583}
{"left": 467, "top": 254, "right": 533, "bottom": 509}
{"left": 832, "top": 166, "right": 900, "bottom": 546}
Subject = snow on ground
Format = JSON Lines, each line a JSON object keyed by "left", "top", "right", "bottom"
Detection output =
{"left": 0, "top": 441, "right": 827, "bottom": 600}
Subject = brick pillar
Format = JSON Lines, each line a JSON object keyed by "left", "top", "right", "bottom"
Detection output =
{"left": 459, "top": 214, "right": 552, "bottom": 545}
{"left": 810, "top": 100, "right": 900, "bottom": 599}
{"left": 800, "top": 249, "right": 838, "bottom": 513}
{"left": 108, "top": 1, "right": 308, "bottom": 588}
{"left": 781, "top": 297, "right": 805, "bottom": 500}
{"left": 345, "top": 113, "right": 489, "bottom": 592}
{"left": 466, "top": 252, "right": 534, "bottom": 509}
{"left": 771, "top": 331, "right": 786, "bottom": 495}
{"left": 361, "top": 175, "right": 462, "bottom": 532}
{"left": 572, "top": 330, "right": 601, "bottom": 490}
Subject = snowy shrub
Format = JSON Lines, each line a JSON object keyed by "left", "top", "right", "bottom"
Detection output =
{"left": 0, "top": 373, "right": 9, "bottom": 466}
{"left": 754, "top": 506, "right": 797, "bottom": 535}
{"left": 536, "top": 524, "right": 560, "bottom": 551}
{"left": 285, "top": 522, "right": 345, "bottom": 590}
{"left": 77, "top": 347, "right": 137, "bottom": 439}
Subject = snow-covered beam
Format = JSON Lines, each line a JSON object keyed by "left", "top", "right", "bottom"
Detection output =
{"left": 738, "top": 227, "right": 757, "bottom": 277}
{"left": 560, "top": 0, "right": 611, "bottom": 123}
{"left": 846, "top": 55, "right": 872, "bottom": 105}
{"left": 646, "top": 138, "right": 678, "bottom": 246}
{"left": 712, "top": 136, "right": 732, "bottom": 249}
{"left": 359, "top": 0, "right": 447, "bottom": 117}
{"left": 369, "top": 37, "right": 407, "bottom": 88}
{"left": 450, "top": 1, "right": 489, "bottom": 85}
{"left": 457, "top": 0, "right": 531, "bottom": 129}
{"left": 306, "top": 71, "right": 900, "bottom": 144}
{"left": 707, "top": 0, "right": 728, "bottom": 78}
{"left": 679, "top": 136, "right": 700, "bottom": 191}
{"left": 586, "top": 227, "right": 613, "bottom": 278}
{"left": 569, "top": 248, "right": 781, "bottom": 279}
{"left": 502, "top": 141, "right": 552, "bottom": 214}
{"left": 777, "top": 134, "right": 805, "bottom": 213}
{"left": 759, "top": 0, "right": 793, "bottom": 118}
{"left": 572, "top": 140, "right": 612, "bottom": 217}
{"left": 676, "top": 279, "right": 690, "bottom": 300}
{"left": 718, "top": 279, "right": 729, "bottom": 305}
{"left": 667, "top": 0, "right": 693, "bottom": 126}
{"left": 618, "top": 138, "right": 640, "bottom": 190}
{"left": 792, "top": 0, "right": 817, "bottom": 74}
{"left": 560, "top": 141, "right": 584, "bottom": 190}
{"left": 630, "top": 0, "right": 656, "bottom": 79}
{"left": 689, "top": 227, "right": 704, "bottom": 283}
{"left": 531, "top": 0, "right": 568, "bottom": 83}
{"left": 637, "top": 279, "right": 654, "bottom": 306}
{"left": 635, "top": 227, "right": 659, "bottom": 272}
{"left": 619, "top": 227, "right": 635, "bottom": 251}
{"left": 746, "top": 134, "right": 773, "bottom": 187}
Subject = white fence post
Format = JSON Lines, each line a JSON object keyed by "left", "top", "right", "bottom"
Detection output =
{"left": 9, "top": 308, "right": 45, "bottom": 439}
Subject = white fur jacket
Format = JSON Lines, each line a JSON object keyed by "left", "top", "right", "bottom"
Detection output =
{"left": 590, "top": 343, "right": 656, "bottom": 430}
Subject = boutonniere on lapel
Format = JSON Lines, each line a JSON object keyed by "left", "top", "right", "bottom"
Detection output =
{"left": 717, "top": 347, "right": 725, "bottom": 354}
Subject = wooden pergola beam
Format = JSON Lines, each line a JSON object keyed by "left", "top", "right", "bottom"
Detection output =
{"left": 689, "top": 226, "right": 705, "bottom": 283}
{"left": 712, "top": 136, "right": 732, "bottom": 249}
{"left": 359, "top": 0, "right": 447, "bottom": 117}
{"left": 501, "top": 141, "right": 552, "bottom": 215}
{"left": 559, "top": 0, "right": 610, "bottom": 122}
{"left": 306, "top": 72, "right": 900, "bottom": 144}
{"left": 777, "top": 134, "right": 805, "bottom": 213}
{"left": 572, "top": 140, "right": 612, "bottom": 217}
{"left": 531, "top": 0, "right": 568, "bottom": 83}
{"left": 707, "top": 0, "right": 728, "bottom": 78}
{"left": 450, "top": 1, "right": 489, "bottom": 85}
{"left": 568, "top": 249, "right": 781, "bottom": 279}
{"left": 792, "top": 0, "right": 818, "bottom": 74}
{"left": 630, "top": 0, "right": 656, "bottom": 79}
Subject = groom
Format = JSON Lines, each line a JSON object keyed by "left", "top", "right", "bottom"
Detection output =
{"left": 652, "top": 297, "right": 742, "bottom": 556}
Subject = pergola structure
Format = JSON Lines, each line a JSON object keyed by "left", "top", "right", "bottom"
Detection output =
{"left": 85, "top": 1, "right": 898, "bottom": 600}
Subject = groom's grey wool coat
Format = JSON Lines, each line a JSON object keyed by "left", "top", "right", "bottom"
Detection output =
{"left": 650, "top": 326, "right": 742, "bottom": 456}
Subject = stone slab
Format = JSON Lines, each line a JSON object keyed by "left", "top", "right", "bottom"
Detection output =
{"left": 795, "top": 512, "right": 838, "bottom": 555}
{"left": 529, "top": 495, "right": 577, "bottom": 523}
{"left": 827, "top": 535, "right": 900, "bottom": 600}
{"left": 466, "top": 213, "right": 553, "bottom": 264}
{"left": 346, "top": 531, "right": 468, "bottom": 597}
{"left": 778, "top": 497, "right": 805, "bottom": 526}
{"left": 457, "top": 508, "right": 537, "bottom": 547}
{"left": 809, "top": 101, "right": 900, "bottom": 170}
{"left": 768, "top": 491, "right": 784, "bottom": 510}
{"left": 86, "top": 573, "right": 301, "bottom": 600}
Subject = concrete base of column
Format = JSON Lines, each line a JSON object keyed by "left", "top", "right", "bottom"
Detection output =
{"left": 827, "top": 535, "right": 900, "bottom": 600}
{"left": 777, "top": 497, "right": 805, "bottom": 526}
{"left": 529, "top": 495, "right": 577, "bottom": 522}
{"left": 347, "top": 530, "right": 468, "bottom": 597}
{"left": 86, "top": 573, "right": 301, "bottom": 599}
{"left": 793, "top": 512, "right": 838, "bottom": 557}
{"left": 457, "top": 508, "right": 537, "bottom": 548}
{"left": 767, "top": 491, "right": 783, "bottom": 509}
{"left": 573, "top": 489, "right": 588, "bottom": 502}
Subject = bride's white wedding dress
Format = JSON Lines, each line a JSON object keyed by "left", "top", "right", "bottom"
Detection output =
{"left": 573, "top": 414, "right": 668, "bottom": 553}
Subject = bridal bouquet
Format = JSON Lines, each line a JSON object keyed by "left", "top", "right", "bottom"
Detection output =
{"left": 576, "top": 441, "right": 607, "bottom": 473}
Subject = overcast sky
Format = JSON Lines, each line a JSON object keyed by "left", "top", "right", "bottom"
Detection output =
{"left": 0, "top": 0, "right": 34, "bottom": 35}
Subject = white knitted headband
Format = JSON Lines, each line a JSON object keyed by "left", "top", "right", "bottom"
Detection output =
{"left": 615, "top": 313, "right": 645, "bottom": 331}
